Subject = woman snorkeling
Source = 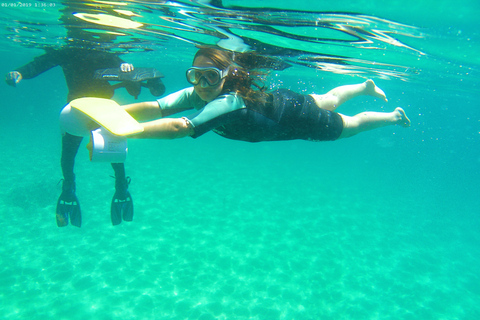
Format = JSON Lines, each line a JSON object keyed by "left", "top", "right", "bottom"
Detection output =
{"left": 73, "top": 46, "right": 407, "bottom": 151}
{"left": 120, "top": 46, "right": 410, "bottom": 143}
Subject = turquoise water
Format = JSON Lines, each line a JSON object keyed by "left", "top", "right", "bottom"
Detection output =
{"left": 1, "top": 1, "right": 479, "bottom": 319}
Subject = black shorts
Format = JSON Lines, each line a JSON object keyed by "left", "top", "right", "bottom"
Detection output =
{"left": 269, "top": 89, "right": 344, "bottom": 141}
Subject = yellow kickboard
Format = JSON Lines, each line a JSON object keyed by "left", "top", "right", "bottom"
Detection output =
{"left": 70, "top": 97, "right": 143, "bottom": 136}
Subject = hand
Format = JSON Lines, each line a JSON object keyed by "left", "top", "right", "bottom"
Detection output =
{"left": 5, "top": 71, "right": 22, "bottom": 87}
{"left": 120, "top": 63, "right": 134, "bottom": 72}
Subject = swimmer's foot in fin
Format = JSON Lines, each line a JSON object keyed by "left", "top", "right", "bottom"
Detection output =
{"left": 56, "top": 179, "right": 82, "bottom": 227}
{"left": 111, "top": 176, "right": 133, "bottom": 226}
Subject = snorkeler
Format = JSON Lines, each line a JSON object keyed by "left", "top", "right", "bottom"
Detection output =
{"left": 5, "top": 46, "right": 166, "bottom": 227}
{"left": 115, "top": 47, "right": 409, "bottom": 143}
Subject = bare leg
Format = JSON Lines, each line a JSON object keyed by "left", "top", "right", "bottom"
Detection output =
{"left": 338, "top": 107, "right": 410, "bottom": 139}
{"left": 310, "top": 79, "right": 387, "bottom": 111}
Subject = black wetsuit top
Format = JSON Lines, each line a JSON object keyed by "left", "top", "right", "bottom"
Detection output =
{"left": 16, "top": 47, "right": 125, "bottom": 101}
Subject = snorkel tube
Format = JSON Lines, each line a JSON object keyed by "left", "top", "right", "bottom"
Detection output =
{"left": 59, "top": 101, "right": 128, "bottom": 163}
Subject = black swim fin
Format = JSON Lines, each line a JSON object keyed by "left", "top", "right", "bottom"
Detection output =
{"left": 111, "top": 177, "right": 133, "bottom": 226}
{"left": 56, "top": 180, "right": 82, "bottom": 227}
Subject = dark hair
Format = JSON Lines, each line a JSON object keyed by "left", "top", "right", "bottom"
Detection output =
{"left": 193, "top": 46, "right": 269, "bottom": 103}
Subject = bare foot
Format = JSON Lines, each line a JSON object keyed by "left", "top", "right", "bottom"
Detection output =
{"left": 394, "top": 107, "right": 411, "bottom": 127}
{"left": 365, "top": 79, "right": 388, "bottom": 102}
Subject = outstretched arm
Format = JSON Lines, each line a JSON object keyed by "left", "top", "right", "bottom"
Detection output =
{"left": 126, "top": 91, "right": 245, "bottom": 140}
{"left": 129, "top": 117, "right": 193, "bottom": 139}
{"left": 123, "top": 101, "right": 163, "bottom": 122}
{"left": 123, "top": 87, "right": 205, "bottom": 123}
{"left": 5, "top": 51, "right": 59, "bottom": 86}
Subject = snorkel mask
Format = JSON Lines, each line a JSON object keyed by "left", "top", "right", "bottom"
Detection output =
{"left": 186, "top": 67, "right": 228, "bottom": 88}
